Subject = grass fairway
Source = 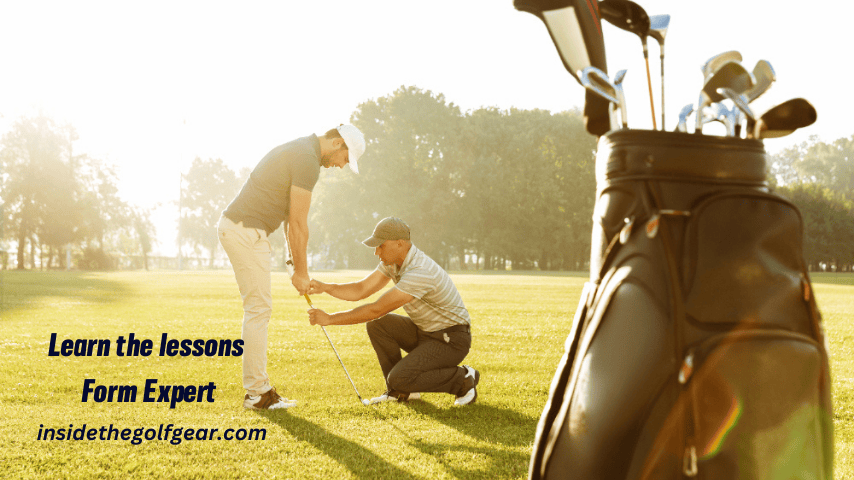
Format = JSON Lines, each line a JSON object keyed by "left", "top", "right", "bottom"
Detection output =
{"left": 0, "top": 270, "right": 850, "bottom": 479}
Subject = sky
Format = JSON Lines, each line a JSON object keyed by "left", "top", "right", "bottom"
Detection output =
{"left": 2, "top": 1, "right": 852, "bottom": 256}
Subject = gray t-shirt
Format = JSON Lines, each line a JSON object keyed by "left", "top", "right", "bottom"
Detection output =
{"left": 223, "top": 135, "right": 321, "bottom": 234}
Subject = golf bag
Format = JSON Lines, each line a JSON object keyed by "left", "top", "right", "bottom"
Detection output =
{"left": 529, "top": 130, "right": 833, "bottom": 479}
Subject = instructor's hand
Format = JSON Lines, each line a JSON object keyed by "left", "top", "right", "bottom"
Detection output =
{"left": 308, "top": 308, "right": 332, "bottom": 326}
{"left": 291, "top": 271, "right": 310, "bottom": 295}
{"left": 308, "top": 279, "right": 327, "bottom": 295}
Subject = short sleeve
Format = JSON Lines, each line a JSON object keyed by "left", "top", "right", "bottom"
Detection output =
{"left": 291, "top": 154, "right": 320, "bottom": 192}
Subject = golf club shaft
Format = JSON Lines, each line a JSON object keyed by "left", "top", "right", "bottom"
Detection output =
{"left": 304, "top": 294, "right": 365, "bottom": 402}
{"left": 660, "top": 52, "right": 665, "bottom": 130}
{"left": 644, "top": 54, "right": 657, "bottom": 130}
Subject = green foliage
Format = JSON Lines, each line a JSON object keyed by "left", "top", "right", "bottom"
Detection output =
{"left": 0, "top": 114, "right": 152, "bottom": 270}
{"left": 179, "top": 157, "right": 242, "bottom": 266}
{"left": 309, "top": 87, "right": 597, "bottom": 270}
{"left": 77, "top": 247, "right": 118, "bottom": 271}
{"left": 771, "top": 135, "right": 854, "bottom": 199}
{"left": 775, "top": 184, "right": 854, "bottom": 269}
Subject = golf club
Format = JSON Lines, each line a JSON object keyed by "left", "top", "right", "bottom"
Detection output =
{"left": 695, "top": 61, "right": 755, "bottom": 133}
{"left": 598, "top": 0, "right": 656, "bottom": 129}
{"left": 748, "top": 98, "right": 817, "bottom": 139}
{"left": 302, "top": 293, "right": 370, "bottom": 406}
{"left": 701, "top": 50, "right": 742, "bottom": 81}
{"left": 745, "top": 60, "right": 776, "bottom": 102}
{"left": 728, "top": 60, "right": 776, "bottom": 137}
{"left": 648, "top": 14, "right": 670, "bottom": 129}
{"left": 700, "top": 101, "right": 736, "bottom": 137}
{"left": 514, "top": 0, "right": 610, "bottom": 135}
{"left": 284, "top": 229, "right": 369, "bottom": 406}
{"left": 676, "top": 103, "right": 694, "bottom": 133}
{"left": 613, "top": 69, "right": 629, "bottom": 129}
{"left": 581, "top": 66, "right": 620, "bottom": 131}
{"left": 717, "top": 87, "right": 755, "bottom": 137}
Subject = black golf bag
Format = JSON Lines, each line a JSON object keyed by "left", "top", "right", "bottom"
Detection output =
{"left": 529, "top": 130, "right": 833, "bottom": 479}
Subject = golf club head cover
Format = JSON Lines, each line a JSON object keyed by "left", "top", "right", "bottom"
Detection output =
{"left": 515, "top": 0, "right": 610, "bottom": 136}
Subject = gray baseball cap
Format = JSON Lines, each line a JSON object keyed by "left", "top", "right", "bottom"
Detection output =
{"left": 362, "top": 217, "right": 410, "bottom": 247}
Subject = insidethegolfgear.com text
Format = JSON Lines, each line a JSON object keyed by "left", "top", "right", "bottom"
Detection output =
{"left": 37, "top": 424, "right": 266, "bottom": 445}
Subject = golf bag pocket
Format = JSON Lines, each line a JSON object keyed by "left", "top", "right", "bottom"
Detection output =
{"left": 680, "top": 330, "right": 828, "bottom": 479}
{"left": 681, "top": 191, "right": 811, "bottom": 333}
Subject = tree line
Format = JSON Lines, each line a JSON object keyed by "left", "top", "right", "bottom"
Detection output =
{"left": 0, "top": 115, "right": 155, "bottom": 270}
{"left": 2, "top": 87, "right": 852, "bottom": 271}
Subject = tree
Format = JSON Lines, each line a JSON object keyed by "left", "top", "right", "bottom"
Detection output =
{"left": 308, "top": 86, "right": 596, "bottom": 271}
{"left": 0, "top": 115, "right": 75, "bottom": 269}
{"left": 776, "top": 183, "right": 854, "bottom": 270}
{"left": 309, "top": 86, "right": 465, "bottom": 269}
{"left": 0, "top": 114, "right": 146, "bottom": 270}
{"left": 179, "top": 157, "right": 241, "bottom": 267}
{"left": 771, "top": 135, "right": 854, "bottom": 200}
{"left": 133, "top": 208, "right": 156, "bottom": 270}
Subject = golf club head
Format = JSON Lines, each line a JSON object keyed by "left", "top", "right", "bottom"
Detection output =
{"left": 752, "top": 98, "right": 817, "bottom": 139}
{"left": 648, "top": 14, "right": 669, "bottom": 130}
{"left": 581, "top": 66, "right": 619, "bottom": 104}
{"left": 581, "top": 66, "right": 619, "bottom": 131}
{"left": 745, "top": 60, "right": 776, "bottom": 102}
{"left": 648, "top": 14, "right": 670, "bottom": 46}
{"left": 514, "top": 0, "right": 610, "bottom": 135}
{"left": 599, "top": 0, "right": 651, "bottom": 43}
{"left": 701, "top": 50, "right": 742, "bottom": 80}
{"left": 676, "top": 104, "right": 694, "bottom": 133}
{"left": 702, "top": 61, "right": 755, "bottom": 103}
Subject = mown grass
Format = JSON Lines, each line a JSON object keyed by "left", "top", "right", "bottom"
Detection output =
{"left": 0, "top": 270, "right": 850, "bottom": 479}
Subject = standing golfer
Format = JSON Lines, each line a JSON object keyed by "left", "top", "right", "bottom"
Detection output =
{"left": 218, "top": 124, "right": 366, "bottom": 410}
{"left": 307, "top": 217, "right": 480, "bottom": 406}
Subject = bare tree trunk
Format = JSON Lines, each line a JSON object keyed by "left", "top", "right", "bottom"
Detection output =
{"left": 16, "top": 234, "right": 26, "bottom": 270}
{"left": 29, "top": 238, "right": 36, "bottom": 270}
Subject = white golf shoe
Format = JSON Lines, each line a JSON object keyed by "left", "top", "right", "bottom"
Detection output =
{"left": 454, "top": 365, "right": 480, "bottom": 406}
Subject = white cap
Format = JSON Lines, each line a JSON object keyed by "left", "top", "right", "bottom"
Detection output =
{"left": 336, "top": 124, "right": 366, "bottom": 174}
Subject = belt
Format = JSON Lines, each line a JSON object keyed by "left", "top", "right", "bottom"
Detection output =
{"left": 436, "top": 324, "right": 470, "bottom": 334}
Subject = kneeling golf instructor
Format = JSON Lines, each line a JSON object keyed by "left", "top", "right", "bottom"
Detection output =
{"left": 307, "top": 217, "right": 480, "bottom": 405}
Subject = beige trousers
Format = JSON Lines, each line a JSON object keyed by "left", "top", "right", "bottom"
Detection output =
{"left": 217, "top": 215, "right": 273, "bottom": 396}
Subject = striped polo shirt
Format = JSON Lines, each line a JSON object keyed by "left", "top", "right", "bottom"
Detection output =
{"left": 378, "top": 245, "right": 470, "bottom": 332}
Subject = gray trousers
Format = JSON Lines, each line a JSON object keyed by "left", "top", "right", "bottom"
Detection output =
{"left": 366, "top": 314, "right": 471, "bottom": 396}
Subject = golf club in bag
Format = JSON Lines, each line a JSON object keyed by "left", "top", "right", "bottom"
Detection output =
{"left": 528, "top": 130, "right": 834, "bottom": 479}
{"left": 514, "top": 0, "right": 610, "bottom": 136}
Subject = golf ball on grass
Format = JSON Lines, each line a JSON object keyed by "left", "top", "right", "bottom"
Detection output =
{"left": 362, "top": 399, "right": 370, "bottom": 405}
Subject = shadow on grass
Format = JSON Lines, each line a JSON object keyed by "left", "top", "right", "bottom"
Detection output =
{"left": 0, "top": 270, "right": 132, "bottom": 316}
{"left": 409, "top": 437, "right": 532, "bottom": 480}
{"left": 369, "top": 402, "right": 536, "bottom": 479}
{"left": 407, "top": 402, "right": 538, "bottom": 448}
{"left": 259, "top": 411, "right": 420, "bottom": 480}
